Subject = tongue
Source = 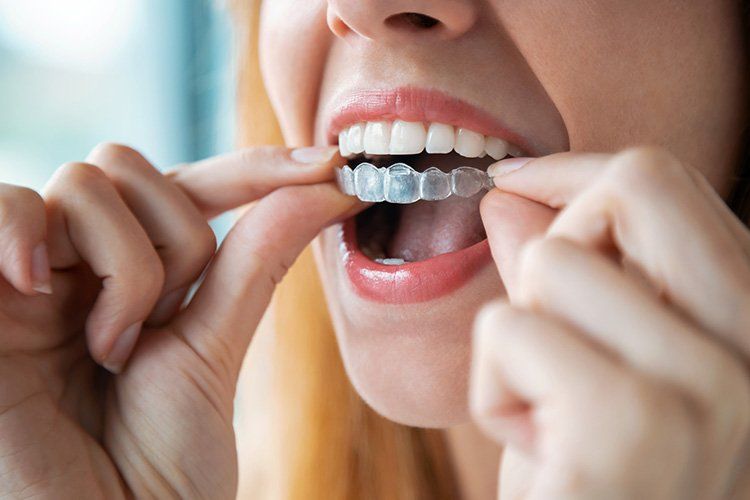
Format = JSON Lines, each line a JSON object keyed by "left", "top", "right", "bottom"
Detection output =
{"left": 387, "top": 193, "right": 486, "bottom": 261}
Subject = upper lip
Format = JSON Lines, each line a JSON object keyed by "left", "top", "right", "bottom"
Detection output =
{"left": 324, "top": 86, "right": 538, "bottom": 156}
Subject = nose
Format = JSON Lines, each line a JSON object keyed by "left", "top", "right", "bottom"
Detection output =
{"left": 327, "top": 0, "right": 477, "bottom": 41}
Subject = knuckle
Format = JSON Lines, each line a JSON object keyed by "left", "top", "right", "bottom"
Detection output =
{"left": 53, "top": 161, "right": 108, "bottom": 190}
{"left": 168, "top": 224, "right": 217, "bottom": 282}
{"left": 604, "top": 146, "right": 684, "bottom": 196}
{"left": 245, "top": 243, "right": 291, "bottom": 292}
{"left": 89, "top": 142, "right": 145, "bottom": 168}
{"left": 518, "top": 237, "right": 569, "bottom": 303}
{"left": 123, "top": 252, "right": 166, "bottom": 302}
{"left": 191, "top": 224, "right": 218, "bottom": 262}
{"left": 617, "top": 378, "right": 695, "bottom": 456}
{"left": 476, "top": 300, "right": 514, "bottom": 329}
{"left": 473, "top": 301, "right": 516, "bottom": 344}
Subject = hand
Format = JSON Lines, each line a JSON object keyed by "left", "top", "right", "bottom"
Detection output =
{"left": 0, "top": 143, "right": 358, "bottom": 499}
{"left": 473, "top": 147, "right": 750, "bottom": 499}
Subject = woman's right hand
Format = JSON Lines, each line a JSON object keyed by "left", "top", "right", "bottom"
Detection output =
{"left": 0, "top": 143, "right": 357, "bottom": 499}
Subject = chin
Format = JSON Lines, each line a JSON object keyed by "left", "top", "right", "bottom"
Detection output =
{"left": 313, "top": 222, "right": 503, "bottom": 428}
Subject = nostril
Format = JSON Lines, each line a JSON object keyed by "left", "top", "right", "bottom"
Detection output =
{"left": 386, "top": 12, "right": 440, "bottom": 31}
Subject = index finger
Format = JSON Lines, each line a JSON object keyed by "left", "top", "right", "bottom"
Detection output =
{"left": 488, "top": 152, "right": 611, "bottom": 208}
{"left": 488, "top": 150, "right": 750, "bottom": 255}
{"left": 167, "top": 145, "right": 343, "bottom": 218}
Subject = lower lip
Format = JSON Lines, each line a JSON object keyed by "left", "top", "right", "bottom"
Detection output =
{"left": 339, "top": 218, "right": 492, "bottom": 304}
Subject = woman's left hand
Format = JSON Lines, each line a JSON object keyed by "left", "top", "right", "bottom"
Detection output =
{"left": 473, "top": 147, "right": 750, "bottom": 499}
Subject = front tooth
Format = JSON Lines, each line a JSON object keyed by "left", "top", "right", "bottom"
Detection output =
{"left": 420, "top": 167, "right": 451, "bottom": 201}
{"left": 452, "top": 167, "right": 487, "bottom": 197}
{"left": 347, "top": 123, "right": 365, "bottom": 154}
{"left": 485, "top": 137, "right": 509, "bottom": 160}
{"left": 364, "top": 121, "right": 391, "bottom": 154}
{"left": 339, "top": 129, "right": 351, "bottom": 157}
{"left": 389, "top": 120, "right": 426, "bottom": 155}
{"left": 454, "top": 128, "right": 485, "bottom": 158}
{"left": 384, "top": 163, "right": 420, "bottom": 204}
{"left": 353, "top": 162, "right": 385, "bottom": 202}
{"left": 425, "top": 123, "right": 455, "bottom": 154}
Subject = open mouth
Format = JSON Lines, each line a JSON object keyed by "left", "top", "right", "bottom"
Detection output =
{"left": 324, "top": 87, "right": 533, "bottom": 302}
{"left": 337, "top": 119, "right": 522, "bottom": 264}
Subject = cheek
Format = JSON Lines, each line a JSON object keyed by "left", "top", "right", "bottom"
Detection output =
{"left": 494, "top": 0, "right": 744, "bottom": 186}
{"left": 259, "top": 0, "right": 331, "bottom": 146}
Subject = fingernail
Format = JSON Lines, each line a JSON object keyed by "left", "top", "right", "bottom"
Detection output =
{"left": 103, "top": 321, "right": 142, "bottom": 374}
{"left": 487, "top": 157, "right": 534, "bottom": 178}
{"left": 148, "top": 287, "right": 188, "bottom": 325}
{"left": 31, "top": 243, "right": 52, "bottom": 295}
{"left": 290, "top": 146, "right": 339, "bottom": 164}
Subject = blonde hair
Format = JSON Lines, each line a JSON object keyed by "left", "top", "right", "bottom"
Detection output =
{"left": 230, "top": 2, "right": 458, "bottom": 499}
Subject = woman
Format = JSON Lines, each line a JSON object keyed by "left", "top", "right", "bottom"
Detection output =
{"left": 0, "top": 0, "right": 747, "bottom": 498}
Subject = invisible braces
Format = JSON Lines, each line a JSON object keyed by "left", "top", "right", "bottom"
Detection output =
{"left": 336, "top": 162, "right": 493, "bottom": 204}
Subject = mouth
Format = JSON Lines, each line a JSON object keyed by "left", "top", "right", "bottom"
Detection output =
{"left": 348, "top": 150, "right": 500, "bottom": 263}
{"left": 327, "top": 88, "right": 528, "bottom": 303}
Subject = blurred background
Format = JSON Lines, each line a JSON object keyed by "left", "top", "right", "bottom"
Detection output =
{"left": 0, "top": 0, "right": 235, "bottom": 229}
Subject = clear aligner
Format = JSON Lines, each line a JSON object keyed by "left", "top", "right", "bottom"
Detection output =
{"left": 335, "top": 162, "right": 493, "bottom": 204}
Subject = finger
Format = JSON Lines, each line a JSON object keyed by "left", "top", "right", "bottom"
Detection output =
{"left": 471, "top": 300, "right": 622, "bottom": 455}
{"left": 488, "top": 152, "right": 610, "bottom": 208}
{"left": 43, "top": 162, "right": 164, "bottom": 373}
{"left": 86, "top": 143, "right": 216, "bottom": 325}
{"left": 546, "top": 148, "right": 750, "bottom": 351}
{"left": 479, "top": 190, "right": 556, "bottom": 301}
{"left": 490, "top": 150, "right": 750, "bottom": 257}
{"left": 472, "top": 301, "right": 697, "bottom": 500}
{"left": 516, "top": 236, "right": 750, "bottom": 439}
{"left": 0, "top": 183, "right": 51, "bottom": 295}
{"left": 167, "top": 145, "right": 342, "bottom": 218}
{"left": 172, "top": 183, "right": 361, "bottom": 380}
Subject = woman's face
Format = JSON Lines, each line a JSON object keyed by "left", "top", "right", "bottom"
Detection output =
{"left": 259, "top": 0, "right": 747, "bottom": 426}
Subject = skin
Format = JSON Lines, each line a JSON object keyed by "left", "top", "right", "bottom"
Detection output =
{"left": 260, "top": 0, "right": 748, "bottom": 427}
{"left": 260, "top": 0, "right": 750, "bottom": 497}
{"left": 0, "top": 1, "right": 747, "bottom": 499}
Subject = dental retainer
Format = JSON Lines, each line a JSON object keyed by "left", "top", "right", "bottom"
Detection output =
{"left": 336, "top": 162, "right": 493, "bottom": 203}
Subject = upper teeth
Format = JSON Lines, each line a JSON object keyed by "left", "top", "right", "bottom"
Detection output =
{"left": 338, "top": 120, "right": 521, "bottom": 159}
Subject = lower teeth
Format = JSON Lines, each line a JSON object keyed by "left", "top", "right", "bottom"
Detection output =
{"left": 375, "top": 258, "right": 407, "bottom": 265}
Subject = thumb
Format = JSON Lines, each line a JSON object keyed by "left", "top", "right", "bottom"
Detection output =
{"left": 480, "top": 190, "right": 556, "bottom": 302}
{"left": 171, "top": 182, "right": 362, "bottom": 379}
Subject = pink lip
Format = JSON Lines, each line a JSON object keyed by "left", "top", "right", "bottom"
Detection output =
{"left": 326, "top": 86, "right": 536, "bottom": 155}
{"left": 340, "top": 219, "right": 492, "bottom": 304}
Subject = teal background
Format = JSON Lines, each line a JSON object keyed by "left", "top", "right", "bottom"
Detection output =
{"left": 0, "top": 0, "right": 235, "bottom": 190}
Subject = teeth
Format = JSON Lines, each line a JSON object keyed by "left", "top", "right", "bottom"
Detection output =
{"left": 375, "top": 258, "right": 406, "bottom": 265}
{"left": 425, "top": 123, "right": 455, "bottom": 154}
{"left": 507, "top": 144, "right": 525, "bottom": 157}
{"left": 451, "top": 167, "right": 487, "bottom": 197}
{"left": 346, "top": 122, "right": 366, "bottom": 154}
{"left": 454, "top": 128, "right": 485, "bottom": 158}
{"left": 364, "top": 121, "right": 391, "bottom": 154}
{"left": 353, "top": 162, "right": 385, "bottom": 202}
{"left": 390, "top": 120, "right": 427, "bottom": 155}
{"left": 337, "top": 120, "right": 521, "bottom": 159}
{"left": 485, "top": 137, "right": 509, "bottom": 160}
{"left": 420, "top": 167, "right": 451, "bottom": 201}
{"left": 384, "top": 163, "right": 420, "bottom": 203}
{"left": 339, "top": 129, "right": 351, "bottom": 157}
{"left": 337, "top": 163, "right": 490, "bottom": 203}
